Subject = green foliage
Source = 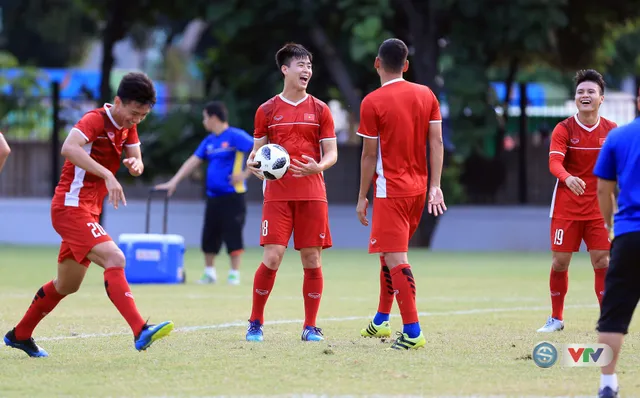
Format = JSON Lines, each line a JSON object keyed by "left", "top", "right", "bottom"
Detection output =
{"left": 0, "top": 52, "right": 48, "bottom": 139}
{"left": 0, "top": 0, "right": 97, "bottom": 67}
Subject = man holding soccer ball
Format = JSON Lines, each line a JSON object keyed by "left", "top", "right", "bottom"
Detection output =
{"left": 244, "top": 42, "right": 338, "bottom": 342}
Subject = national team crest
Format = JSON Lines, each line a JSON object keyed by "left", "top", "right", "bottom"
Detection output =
{"left": 599, "top": 138, "right": 606, "bottom": 146}
{"left": 304, "top": 113, "right": 315, "bottom": 122}
{"left": 222, "top": 141, "right": 229, "bottom": 148}
{"left": 570, "top": 138, "right": 579, "bottom": 144}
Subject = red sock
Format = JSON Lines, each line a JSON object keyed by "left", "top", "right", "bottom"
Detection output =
{"left": 104, "top": 268, "right": 146, "bottom": 336}
{"left": 377, "top": 256, "right": 394, "bottom": 314}
{"left": 14, "top": 280, "right": 65, "bottom": 340}
{"left": 594, "top": 267, "right": 607, "bottom": 306}
{"left": 550, "top": 268, "right": 568, "bottom": 320}
{"left": 390, "top": 264, "right": 419, "bottom": 325}
{"left": 250, "top": 263, "right": 277, "bottom": 324}
{"left": 303, "top": 267, "right": 323, "bottom": 328}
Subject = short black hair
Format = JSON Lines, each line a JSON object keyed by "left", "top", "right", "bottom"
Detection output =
{"left": 275, "top": 42, "right": 313, "bottom": 70}
{"left": 204, "top": 101, "right": 228, "bottom": 123}
{"left": 574, "top": 69, "right": 605, "bottom": 95}
{"left": 378, "top": 38, "right": 409, "bottom": 74}
{"left": 116, "top": 72, "right": 156, "bottom": 106}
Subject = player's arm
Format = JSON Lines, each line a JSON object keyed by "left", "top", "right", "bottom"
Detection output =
{"left": 122, "top": 126, "right": 144, "bottom": 176}
{"left": 61, "top": 126, "right": 126, "bottom": 208}
{"left": 318, "top": 138, "right": 338, "bottom": 171}
{"left": 355, "top": 97, "right": 378, "bottom": 226}
{"left": 549, "top": 124, "right": 585, "bottom": 196}
{"left": 61, "top": 129, "right": 113, "bottom": 180}
{"left": 155, "top": 155, "right": 203, "bottom": 196}
{"left": 0, "top": 133, "right": 11, "bottom": 174}
{"left": 594, "top": 135, "right": 618, "bottom": 233}
{"left": 247, "top": 107, "right": 269, "bottom": 180}
{"left": 235, "top": 130, "right": 257, "bottom": 181}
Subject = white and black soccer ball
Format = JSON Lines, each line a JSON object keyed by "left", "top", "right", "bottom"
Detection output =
{"left": 254, "top": 144, "right": 290, "bottom": 180}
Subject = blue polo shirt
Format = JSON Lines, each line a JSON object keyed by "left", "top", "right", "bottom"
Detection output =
{"left": 194, "top": 127, "right": 254, "bottom": 198}
{"left": 593, "top": 117, "right": 640, "bottom": 238}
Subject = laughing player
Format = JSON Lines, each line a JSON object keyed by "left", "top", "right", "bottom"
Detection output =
{"left": 244, "top": 43, "right": 338, "bottom": 342}
{"left": 538, "top": 69, "right": 617, "bottom": 333}
{"left": 4, "top": 73, "right": 174, "bottom": 357}
{"left": 355, "top": 38, "right": 446, "bottom": 350}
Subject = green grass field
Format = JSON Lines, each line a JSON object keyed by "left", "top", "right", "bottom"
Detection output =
{"left": 0, "top": 245, "right": 638, "bottom": 397}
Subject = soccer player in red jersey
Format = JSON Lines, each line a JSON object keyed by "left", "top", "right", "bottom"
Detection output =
{"left": 4, "top": 73, "right": 174, "bottom": 357}
{"left": 244, "top": 43, "right": 338, "bottom": 342}
{"left": 355, "top": 38, "right": 446, "bottom": 350}
{"left": 0, "top": 132, "right": 10, "bottom": 174}
{"left": 537, "top": 69, "right": 617, "bottom": 332}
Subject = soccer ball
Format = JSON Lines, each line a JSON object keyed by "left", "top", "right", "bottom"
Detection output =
{"left": 254, "top": 144, "right": 290, "bottom": 180}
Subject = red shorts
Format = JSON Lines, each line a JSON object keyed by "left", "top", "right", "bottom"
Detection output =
{"left": 51, "top": 206, "right": 113, "bottom": 267}
{"left": 260, "top": 200, "right": 332, "bottom": 250}
{"left": 369, "top": 193, "right": 427, "bottom": 254}
{"left": 550, "top": 218, "right": 611, "bottom": 252}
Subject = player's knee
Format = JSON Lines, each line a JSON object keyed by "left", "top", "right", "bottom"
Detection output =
{"left": 551, "top": 254, "right": 571, "bottom": 271}
{"left": 592, "top": 253, "right": 610, "bottom": 269}
{"left": 263, "top": 247, "right": 284, "bottom": 269}
{"left": 54, "top": 279, "right": 80, "bottom": 295}
{"left": 300, "top": 249, "right": 321, "bottom": 269}
{"left": 103, "top": 249, "right": 126, "bottom": 269}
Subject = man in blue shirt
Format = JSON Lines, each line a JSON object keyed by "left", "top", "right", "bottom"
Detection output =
{"left": 592, "top": 90, "right": 640, "bottom": 398}
{"left": 156, "top": 101, "right": 254, "bottom": 285}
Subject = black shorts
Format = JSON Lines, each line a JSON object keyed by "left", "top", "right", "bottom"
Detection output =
{"left": 201, "top": 193, "right": 247, "bottom": 255}
{"left": 596, "top": 231, "right": 640, "bottom": 335}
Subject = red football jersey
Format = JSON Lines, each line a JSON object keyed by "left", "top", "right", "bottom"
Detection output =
{"left": 254, "top": 94, "right": 336, "bottom": 202}
{"left": 549, "top": 114, "right": 617, "bottom": 220}
{"left": 52, "top": 104, "right": 140, "bottom": 215}
{"left": 356, "top": 78, "right": 442, "bottom": 198}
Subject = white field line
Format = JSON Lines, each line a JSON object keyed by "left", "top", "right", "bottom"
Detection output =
{"left": 147, "top": 395, "right": 598, "bottom": 398}
{"left": 35, "top": 304, "right": 597, "bottom": 342}
{"left": 0, "top": 292, "right": 548, "bottom": 303}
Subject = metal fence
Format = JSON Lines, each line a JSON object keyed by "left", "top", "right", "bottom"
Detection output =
{"left": 1, "top": 84, "right": 637, "bottom": 205}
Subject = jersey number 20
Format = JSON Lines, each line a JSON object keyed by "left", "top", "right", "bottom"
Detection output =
{"left": 88, "top": 222, "right": 107, "bottom": 238}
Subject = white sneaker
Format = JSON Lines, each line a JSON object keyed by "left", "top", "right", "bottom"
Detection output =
{"left": 227, "top": 273, "right": 240, "bottom": 285}
{"left": 537, "top": 316, "right": 564, "bottom": 332}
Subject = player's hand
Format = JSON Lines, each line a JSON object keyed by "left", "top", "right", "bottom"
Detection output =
{"left": 290, "top": 155, "right": 322, "bottom": 177}
{"left": 105, "top": 175, "right": 126, "bottom": 209}
{"left": 356, "top": 197, "right": 369, "bottom": 226}
{"left": 565, "top": 176, "right": 586, "bottom": 196}
{"left": 427, "top": 186, "right": 447, "bottom": 216}
{"left": 246, "top": 151, "right": 264, "bottom": 180}
{"left": 154, "top": 181, "right": 177, "bottom": 197}
{"left": 230, "top": 173, "right": 246, "bottom": 185}
{"left": 123, "top": 157, "right": 143, "bottom": 176}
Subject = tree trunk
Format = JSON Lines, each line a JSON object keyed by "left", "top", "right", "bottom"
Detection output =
{"left": 494, "top": 57, "right": 519, "bottom": 159}
{"left": 398, "top": 0, "right": 443, "bottom": 248}
{"left": 301, "top": 0, "right": 361, "bottom": 118}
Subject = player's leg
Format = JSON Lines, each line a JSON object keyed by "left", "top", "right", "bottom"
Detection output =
{"left": 222, "top": 193, "right": 247, "bottom": 285}
{"left": 292, "top": 200, "right": 332, "bottom": 342}
{"left": 361, "top": 198, "right": 394, "bottom": 338}
{"left": 87, "top": 239, "right": 174, "bottom": 350}
{"left": 246, "top": 201, "right": 292, "bottom": 341}
{"left": 4, "top": 253, "right": 87, "bottom": 357}
{"left": 199, "top": 197, "right": 222, "bottom": 284}
{"left": 584, "top": 218, "right": 612, "bottom": 307}
{"left": 595, "top": 232, "right": 640, "bottom": 397}
{"left": 385, "top": 194, "right": 427, "bottom": 350}
{"left": 538, "top": 218, "right": 580, "bottom": 332}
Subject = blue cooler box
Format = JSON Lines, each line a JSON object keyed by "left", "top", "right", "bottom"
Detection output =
{"left": 119, "top": 233, "right": 185, "bottom": 284}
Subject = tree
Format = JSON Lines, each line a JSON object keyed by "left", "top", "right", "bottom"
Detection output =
{"left": 0, "top": 0, "right": 97, "bottom": 67}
